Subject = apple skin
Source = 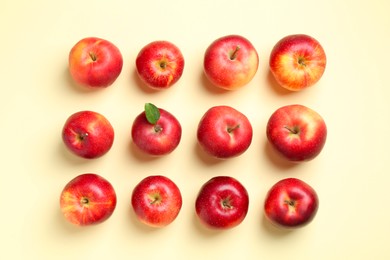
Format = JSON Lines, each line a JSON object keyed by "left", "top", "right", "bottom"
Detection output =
{"left": 197, "top": 105, "right": 253, "bottom": 159}
{"left": 60, "top": 173, "right": 117, "bottom": 226}
{"left": 269, "top": 34, "right": 326, "bottom": 91}
{"left": 195, "top": 176, "right": 249, "bottom": 229}
{"left": 266, "top": 104, "right": 327, "bottom": 162}
{"left": 131, "top": 108, "right": 182, "bottom": 156}
{"left": 136, "top": 41, "right": 185, "bottom": 89}
{"left": 264, "top": 178, "right": 319, "bottom": 228}
{"left": 131, "top": 175, "right": 182, "bottom": 228}
{"left": 68, "top": 37, "right": 123, "bottom": 88}
{"left": 62, "top": 111, "right": 114, "bottom": 159}
{"left": 203, "top": 35, "right": 259, "bottom": 90}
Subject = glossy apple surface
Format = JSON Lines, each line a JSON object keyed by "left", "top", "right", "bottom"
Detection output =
{"left": 60, "top": 173, "right": 117, "bottom": 226}
{"left": 266, "top": 104, "right": 327, "bottom": 161}
{"left": 197, "top": 105, "right": 253, "bottom": 159}
{"left": 264, "top": 178, "right": 319, "bottom": 228}
{"left": 69, "top": 37, "right": 123, "bottom": 88}
{"left": 136, "top": 40, "right": 185, "bottom": 89}
{"left": 269, "top": 34, "right": 326, "bottom": 91}
{"left": 62, "top": 110, "right": 114, "bottom": 159}
{"left": 131, "top": 175, "right": 182, "bottom": 228}
{"left": 204, "top": 35, "right": 259, "bottom": 90}
{"left": 196, "top": 176, "right": 249, "bottom": 229}
{"left": 131, "top": 104, "right": 182, "bottom": 156}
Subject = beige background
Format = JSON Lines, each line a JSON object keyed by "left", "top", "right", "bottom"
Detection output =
{"left": 1, "top": 0, "right": 389, "bottom": 259}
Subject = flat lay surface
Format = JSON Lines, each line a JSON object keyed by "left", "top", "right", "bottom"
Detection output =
{"left": 1, "top": 0, "right": 389, "bottom": 259}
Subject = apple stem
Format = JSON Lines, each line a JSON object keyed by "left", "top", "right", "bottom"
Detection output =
{"left": 81, "top": 198, "right": 89, "bottom": 205}
{"left": 222, "top": 198, "right": 233, "bottom": 209}
{"left": 285, "top": 200, "right": 297, "bottom": 212}
{"left": 286, "top": 200, "right": 295, "bottom": 207}
{"left": 154, "top": 125, "right": 163, "bottom": 133}
{"left": 298, "top": 56, "right": 306, "bottom": 67}
{"left": 284, "top": 126, "right": 299, "bottom": 135}
{"left": 230, "top": 46, "right": 241, "bottom": 60}
{"left": 227, "top": 124, "right": 240, "bottom": 133}
{"left": 150, "top": 194, "right": 161, "bottom": 205}
{"left": 89, "top": 52, "right": 97, "bottom": 62}
{"left": 78, "top": 132, "right": 89, "bottom": 141}
{"left": 159, "top": 61, "right": 167, "bottom": 69}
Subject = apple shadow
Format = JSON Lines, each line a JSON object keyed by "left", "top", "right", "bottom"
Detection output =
{"left": 58, "top": 141, "right": 96, "bottom": 165}
{"left": 199, "top": 71, "right": 232, "bottom": 95}
{"left": 192, "top": 211, "right": 225, "bottom": 238}
{"left": 54, "top": 210, "right": 84, "bottom": 234}
{"left": 266, "top": 69, "right": 296, "bottom": 96}
{"left": 261, "top": 213, "right": 294, "bottom": 237}
{"left": 131, "top": 68, "right": 165, "bottom": 94}
{"left": 264, "top": 141, "right": 300, "bottom": 171}
{"left": 53, "top": 209, "right": 106, "bottom": 235}
{"left": 127, "top": 206, "right": 162, "bottom": 234}
{"left": 128, "top": 141, "right": 165, "bottom": 163}
{"left": 62, "top": 67, "right": 103, "bottom": 94}
{"left": 194, "top": 141, "right": 226, "bottom": 166}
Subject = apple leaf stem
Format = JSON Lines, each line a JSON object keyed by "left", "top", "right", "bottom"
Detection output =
{"left": 145, "top": 103, "right": 160, "bottom": 125}
{"left": 229, "top": 46, "right": 241, "bottom": 60}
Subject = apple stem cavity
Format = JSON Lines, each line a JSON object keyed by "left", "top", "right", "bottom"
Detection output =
{"left": 229, "top": 46, "right": 241, "bottom": 60}
{"left": 145, "top": 103, "right": 161, "bottom": 125}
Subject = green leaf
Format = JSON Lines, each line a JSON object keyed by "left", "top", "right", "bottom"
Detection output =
{"left": 144, "top": 103, "right": 160, "bottom": 125}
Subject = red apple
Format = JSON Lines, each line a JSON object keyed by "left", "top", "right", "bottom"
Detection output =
{"left": 131, "top": 103, "right": 182, "bottom": 156}
{"left": 197, "top": 105, "right": 253, "bottom": 159}
{"left": 62, "top": 110, "right": 114, "bottom": 159}
{"left": 60, "top": 173, "right": 117, "bottom": 226}
{"left": 264, "top": 178, "right": 319, "bottom": 228}
{"left": 136, "top": 40, "right": 185, "bottom": 89}
{"left": 269, "top": 34, "right": 326, "bottom": 91}
{"left": 203, "top": 35, "right": 259, "bottom": 90}
{"left": 266, "top": 104, "right": 327, "bottom": 162}
{"left": 195, "top": 176, "right": 249, "bottom": 229}
{"left": 68, "top": 37, "right": 123, "bottom": 88}
{"left": 131, "top": 175, "right": 182, "bottom": 228}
